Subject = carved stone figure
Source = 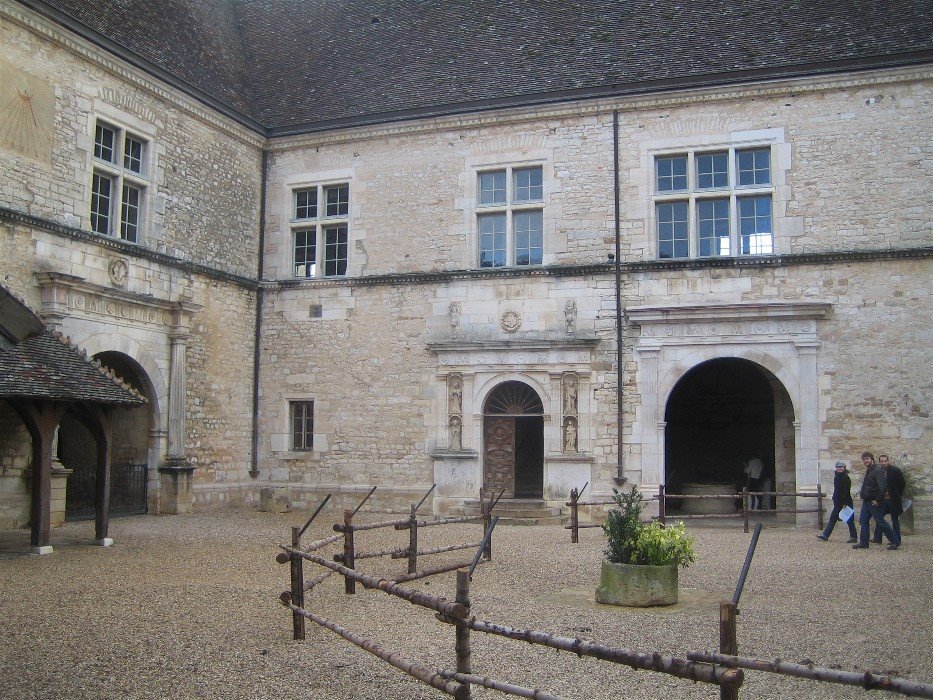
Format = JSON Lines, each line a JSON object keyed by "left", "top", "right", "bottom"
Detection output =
{"left": 449, "top": 416, "right": 462, "bottom": 452}
{"left": 563, "top": 374, "right": 578, "bottom": 415}
{"left": 563, "top": 417, "right": 577, "bottom": 453}
{"left": 448, "top": 375, "right": 462, "bottom": 415}
{"left": 564, "top": 299, "right": 577, "bottom": 335}
{"left": 449, "top": 301, "right": 461, "bottom": 335}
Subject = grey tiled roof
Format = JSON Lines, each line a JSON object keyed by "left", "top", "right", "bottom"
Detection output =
{"left": 0, "top": 288, "right": 146, "bottom": 406}
{"left": 17, "top": 0, "right": 933, "bottom": 134}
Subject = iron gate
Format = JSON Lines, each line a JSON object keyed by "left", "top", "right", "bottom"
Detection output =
{"left": 65, "top": 463, "right": 149, "bottom": 520}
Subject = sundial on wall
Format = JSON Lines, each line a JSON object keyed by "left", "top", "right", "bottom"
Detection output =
{"left": 0, "top": 61, "right": 54, "bottom": 164}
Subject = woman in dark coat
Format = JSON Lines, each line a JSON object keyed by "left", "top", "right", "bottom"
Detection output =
{"left": 817, "top": 460, "right": 858, "bottom": 542}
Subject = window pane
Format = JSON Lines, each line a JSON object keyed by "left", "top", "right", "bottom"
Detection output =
{"left": 324, "top": 225, "right": 348, "bottom": 276}
{"left": 514, "top": 210, "right": 543, "bottom": 266}
{"left": 291, "top": 401, "right": 314, "bottom": 451}
{"left": 123, "top": 136, "right": 143, "bottom": 173}
{"left": 478, "top": 213, "right": 506, "bottom": 267}
{"left": 656, "top": 201, "right": 688, "bottom": 258}
{"left": 736, "top": 148, "right": 771, "bottom": 186}
{"left": 697, "top": 198, "right": 730, "bottom": 256}
{"left": 120, "top": 184, "right": 141, "bottom": 242}
{"left": 295, "top": 188, "right": 318, "bottom": 219}
{"left": 696, "top": 152, "right": 728, "bottom": 189}
{"left": 94, "top": 122, "right": 115, "bottom": 163}
{"left": 90, "top": 172, "right": 112, "bottom": 234}
{"left": 656, "top": 155, "right": 687, "bottom": 192}
{"left": 738, "top": 196, "right": 773, "bottom": 254}
{"left": 478, "top": 171, "right": 506, "bottom": 205}
{"left": 513, "top": 167, "right": 543, "bottom": 202}
{"left": 293, "top": 228, "right": 317, "bottom": 277}
{"left": 324, "top": 184, "right": 349, "bottom": 217}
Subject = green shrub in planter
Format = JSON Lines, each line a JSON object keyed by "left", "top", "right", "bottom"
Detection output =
{"left": 602, "top": 486, "right": 696, "bottom": 569}
{"left": 633, "top": 521, "right": 696, "bottom": 569}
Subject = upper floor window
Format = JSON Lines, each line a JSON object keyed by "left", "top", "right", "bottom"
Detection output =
{"left": 653, "top": 147, "right": 773, "bottom": 259}
{"left": 477, "top": 165, "right": 544, "bottom": 268}
{"left": 290, "top": 400, "right": 314, "bottom": 451}
{"left": 291, "top": 183, "right": 349, "bottom": 277}
{"left": 90, "top": 120, "right": 148, "bottom": 242}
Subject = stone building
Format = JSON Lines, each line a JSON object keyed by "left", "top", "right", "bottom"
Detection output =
{"left": 1, "top": 0, "right": 930, "bottom": 533}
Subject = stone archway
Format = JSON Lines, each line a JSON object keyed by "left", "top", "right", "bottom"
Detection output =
{"left": 482, "top": 381, "right": 544, "bottom": 498}
{"left": 61, "top": 352, "right": 154, "bottom": 519}
{"left": 663, "top": 357, "right": 796, "bottom": 512}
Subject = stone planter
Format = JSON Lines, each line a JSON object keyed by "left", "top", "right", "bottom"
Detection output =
{"left": 595, "top": 559, "right": 678, "bottom": 607}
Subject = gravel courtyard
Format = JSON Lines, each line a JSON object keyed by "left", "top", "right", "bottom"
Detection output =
{"left": 1, "top": 509, "right": 931, "bottom": 700}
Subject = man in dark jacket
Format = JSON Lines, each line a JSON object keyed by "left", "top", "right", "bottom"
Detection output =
{"left": 817, "top": 460, "right": 857, "bottom": 542}
{"left": 872, "top": 454, "right": 905, "bottom": 546}
{"left": 853, "top": 451, "right": 899, "bottom": 550}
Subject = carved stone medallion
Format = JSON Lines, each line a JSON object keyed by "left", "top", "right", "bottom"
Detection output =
{"left": 108, "top": 258, "right": 129, "bottom": 287}
{"left": 500, "top": 310, "right": 522, "bottom": 333}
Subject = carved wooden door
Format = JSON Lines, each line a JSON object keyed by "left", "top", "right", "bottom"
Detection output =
{"left": 483, "top": 417, "right": 515, "bottom": 498}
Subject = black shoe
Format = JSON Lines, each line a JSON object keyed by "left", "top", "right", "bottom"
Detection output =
{"left": 816, "top": 535, "right": 828, "bottom": 541}
{"left": 847, "top": 538, "right": 857, "bottom": 543}
{"left": 871, "top": 539, "right": 882, "bottom": 544}
{"left": 887, "top": 544, "right": 899, "bottom": 550}
{"left": 852, "top": 544, "right": 869, "bottom": 549}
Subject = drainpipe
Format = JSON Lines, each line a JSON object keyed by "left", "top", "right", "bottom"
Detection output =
{"left": 612, "top": 110, "right": 625, "bottom": 484}
{"left": 249, "top": 148, "right": 268, "bottom": 478}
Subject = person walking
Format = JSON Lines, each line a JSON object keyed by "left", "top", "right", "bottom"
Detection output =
{"left": 744, "top": 453, "right": 765, "bottom": 510}
{"left": 817, "top": 460, "right": 857, "bottom": 542}
{"left": 853, "top": 451, "right": 899, "bottom": 550}
{"left": 872, "top": 454, "right": 905, "bottom": 546}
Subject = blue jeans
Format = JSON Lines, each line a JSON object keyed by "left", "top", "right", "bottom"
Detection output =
{"left": 858, "top": 501, "right": 898, "bottom": 546}
{"left": 821, "top": 503, "right": 858, "bottom": 539}
{"left": 873, "top": 500, "right": 901, "bottom": 544}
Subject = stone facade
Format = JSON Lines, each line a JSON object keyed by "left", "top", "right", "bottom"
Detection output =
{"left": 0, "top": 1, "right": 930, "bottom": 529}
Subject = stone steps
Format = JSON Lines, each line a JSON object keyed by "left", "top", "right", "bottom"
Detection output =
{"left": 453, "top": 499, "right": 569, "bottom": 526}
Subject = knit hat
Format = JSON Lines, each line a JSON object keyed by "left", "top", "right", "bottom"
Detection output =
{"left": 834, "top": 460, "right": 847, "bottom": 468}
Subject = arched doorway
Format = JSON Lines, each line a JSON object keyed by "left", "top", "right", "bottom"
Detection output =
{"left": 664, "top": 358, "right": 795, "bottom": 510}
{"left": 483, "top": 381, "right": 544, "bottom": 498}
{"left": 61, "top": 352, "right": 154, "bottom": 519}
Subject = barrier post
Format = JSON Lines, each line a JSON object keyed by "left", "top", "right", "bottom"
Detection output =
{"left": 569, "top": 487, "right": 579, "bottom": 543}
{"left": 291, "top": 526, "right": 305, "bottom": 640}
{"left": 408, "top": 503, "right": 418, "bottom": 575}
{"left": 658, "top": 483, "right": 666, "bottom": 526}
{"left": 719, "top": 601, "right": 738, "bottom": 700}
{"left": 817, "top": 486, "right": 824, "bottom": 530}
{"left": 481, "top": 496, "right": 492, "bottom": 561}
{"left": 343, "top": 509, "right": 356, "bottom": 594}
{"left": 742, "top": 487, "right": 749, "bottom": 534}
{"left": 455, "top": 569, "right": 471, "bottom": 699}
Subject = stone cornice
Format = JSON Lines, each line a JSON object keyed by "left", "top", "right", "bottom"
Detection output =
{"left": 1, "top": 0, "right": 265, "bottom": 147}
{"left": 427, "top": 337, "right": 599, "bottom": 352}
{"left": 268, "top": 64, "right": 932, "bottom": 151}
{"left": 626, "top": 301, "right": 833, "bottom": 325}
{"left": 1, "top": 207, "right": 257, "bottom": 289}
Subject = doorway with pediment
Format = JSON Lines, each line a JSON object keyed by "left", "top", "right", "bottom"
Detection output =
{"left": 482, "top": 380, "right": 544, "bottom": 499}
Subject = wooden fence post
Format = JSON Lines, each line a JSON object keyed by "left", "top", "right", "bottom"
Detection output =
{"left": 482, "top": 500, "right": 492, "bottom": 561}
{"left": 658, "top": 483, "right": 666, "bottom": 526}
{"left": 408, "top": 503, "right": 418, "bottom": 575}
{"left": 720, "top": 601, "right": 738, "bottom": 700}
{"left": 343, "top": 509, "right": 356, "bottom": 594}
{"left": 569, "top": 487, "right": 579, "bottom": 543}
{"left": 455, "top": 569, "right": 472, "bottom": 700}
{"left": 817, "top": 486, "right": 824, "bottom": 530}
{"left": 742, "top": 487, "right": 749, "bottom": 534}
{"left": 291, "top": 526, "right": 306, "bottom": 640}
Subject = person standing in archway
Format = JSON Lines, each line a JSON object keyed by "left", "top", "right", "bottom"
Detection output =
{"left": 743, "top": 453, "right": 765, "bottom": 510}
{"left": 817, "top": 460, "right": 857, "bottom": 542}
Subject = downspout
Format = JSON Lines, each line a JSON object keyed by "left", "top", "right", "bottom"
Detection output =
{"left": 249, "top": 148, "right": 268, "bottom": 478}
{"left": 612, "top": 110, "right": 625, "bottom": 484}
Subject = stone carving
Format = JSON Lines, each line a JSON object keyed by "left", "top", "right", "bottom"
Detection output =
{"left": 564, "top": 299, "right": 577, "bottom": 335}
{"left": 563, "top": 374, "right": 578, "bottom": 415}
{"left": 563, "top": 417, "right": 577, "bottom": 453}
{"left": 108, "top": 258, "right": 129, "bottom": 287}
{"left": 500, "top": 310, "right": 522, "bottom": 333}
{"left": 448, "top": 374, "right": 462, "bottom": 416}
{"left": 448, "top": 416, "right": 462, "bottom": 452}
{"left": 449, "top": 302, "right": 461, "bottom": 335}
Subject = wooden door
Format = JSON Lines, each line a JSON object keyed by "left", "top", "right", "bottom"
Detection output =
{"left": 483, "top": 416, "right": 515, "bottom": 498}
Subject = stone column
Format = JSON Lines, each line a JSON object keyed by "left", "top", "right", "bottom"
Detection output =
{"left": 795, "top": 341, "right": 821, "bottom": 525}
{"left": 158, "top": 301, "right": 198, "bottom": 514}
{"left": 637, "top": 344, "right": 661, "bottom": 486}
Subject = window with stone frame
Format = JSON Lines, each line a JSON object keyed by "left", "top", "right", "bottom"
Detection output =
{"left": 90, "top": 119, "right": 148, "bottom": 242}
{"left": 477, "top": 165, "right": 544, "bottom": 268}
{"left": 653, "top": 146, "right": 773, "bottom": 259}
{"left": 290, "top": 400, "right": 314, "bottom": 451}
{"left": 291, "top": 183, "right": 349, "bottom": 277}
